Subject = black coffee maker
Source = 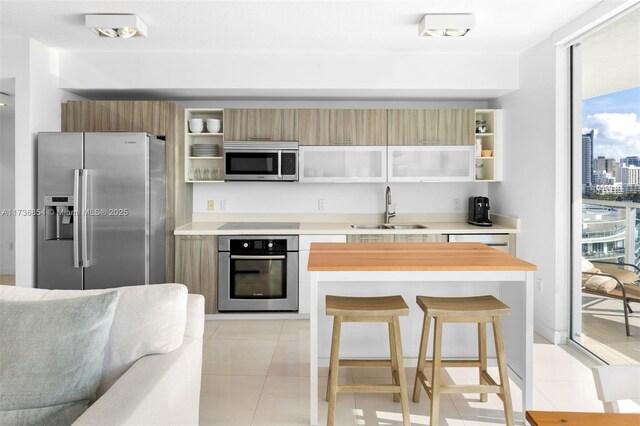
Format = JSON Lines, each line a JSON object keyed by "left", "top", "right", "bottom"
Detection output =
{"left": 467, "top": 197, "right": 492, "bottom": 226}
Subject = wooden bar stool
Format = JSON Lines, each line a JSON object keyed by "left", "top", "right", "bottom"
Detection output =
{"left": 412, "top": 295, "right": 514, "bottom": 426}
{"left": 325, "top": 295, "right": 411, "bottom": 426}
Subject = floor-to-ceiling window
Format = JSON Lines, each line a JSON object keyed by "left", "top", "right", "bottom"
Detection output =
{"left": 571, "top": 8, "right": 640, "bottom": 364}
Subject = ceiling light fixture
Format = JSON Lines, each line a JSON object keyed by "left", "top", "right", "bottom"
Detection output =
{"left": 85, "top": 14, "right": 147, "bottom": 38}
{"left": 418, "top": 13, "right": 475, "bottom": 37}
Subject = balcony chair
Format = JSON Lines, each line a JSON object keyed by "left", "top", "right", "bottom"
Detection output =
{"left": 581, "top": 259, "right": 640, "bottom": 336}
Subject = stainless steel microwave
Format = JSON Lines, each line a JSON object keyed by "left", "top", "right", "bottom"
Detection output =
{"left": 223, "top": 141, "right": 298, "bottom": 181}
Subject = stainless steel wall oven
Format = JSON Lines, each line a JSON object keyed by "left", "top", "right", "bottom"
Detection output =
{"left": 218, "top": 235, "right": 299, "bottom": 312}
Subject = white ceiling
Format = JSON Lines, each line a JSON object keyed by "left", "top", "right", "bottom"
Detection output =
{"left": 0, "top": 0, "right": 601, "bottom": 55}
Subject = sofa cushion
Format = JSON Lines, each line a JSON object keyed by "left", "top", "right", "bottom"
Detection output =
{"left": 0, "top": 292, "right": 119, "bottom": 426}
{"left": 0, "top": 284, "right": 188, "bottom": 396}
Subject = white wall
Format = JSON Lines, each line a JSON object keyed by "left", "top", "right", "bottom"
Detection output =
{"left": 193, "top": 182, "right": 488, "bottom": 214}
{"left": 2, "top": 36, "right": 31, "bottom": 287}
{"left": 489, "top": 37, "right": 561, "bottom": 342}
{"left": 58, "top": 51, "right": 518, "bottom": 97}
{"left": 0, "top": 110, "right": 15, "bottom": 274}
{"left": 1, "top": 36, "right": 85, "bottom": 287}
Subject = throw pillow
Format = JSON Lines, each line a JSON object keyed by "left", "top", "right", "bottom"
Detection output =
{"left": 584, "top": 272, "right": 619, "bottom": 293}
{"left": 0, "top": 292, "right": 119, "bottom": 426}
{"left": 0, "top": 283, "right": 188, "bottom": 397}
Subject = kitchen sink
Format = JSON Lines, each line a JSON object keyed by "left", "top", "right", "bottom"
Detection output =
{"left": 350, "top": 224, "right": 428, "bottom": 230}
{"left": 386, "top": 224, "right": 428, "bottom": 229}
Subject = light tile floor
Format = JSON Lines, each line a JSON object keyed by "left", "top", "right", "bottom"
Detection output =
{"left": 200, "top": 320, "right": 604, "bottom": 425}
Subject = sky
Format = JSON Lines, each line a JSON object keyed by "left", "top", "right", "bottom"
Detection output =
{"left": 582, "top": 86, "right": 640, "bottom": 161}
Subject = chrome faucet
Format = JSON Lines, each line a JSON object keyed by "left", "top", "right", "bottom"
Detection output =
{"left": 384, "top": 186, "right": 396, "bottom": 224}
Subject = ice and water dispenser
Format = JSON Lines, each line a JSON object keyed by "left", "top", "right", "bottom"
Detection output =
{"left": 44, "top": 195, "right": 75, "bottom": 240}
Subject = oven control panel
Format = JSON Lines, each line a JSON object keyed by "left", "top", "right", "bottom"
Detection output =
{"left": 229, "top": 238, "right": 288, "bottom": 253}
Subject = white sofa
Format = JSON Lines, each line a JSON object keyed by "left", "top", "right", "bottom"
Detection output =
{"left": 0, "top": 285, "right": 205, "bottom": 426}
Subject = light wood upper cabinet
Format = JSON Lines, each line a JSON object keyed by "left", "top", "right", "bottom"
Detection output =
{"left": 388, "top": 109, "right": 474, "bottom": 146}
{"left": 297, "top": 109, "right": 386, "bottom": 146}
{"left": 224, "top": 109, "right": 297, "bottom": 141}
{"left": 439, "top": 109, "right": 475, "bottom": 146}
{"left": 354, "top": 109, "right": 387, "bottom": 146}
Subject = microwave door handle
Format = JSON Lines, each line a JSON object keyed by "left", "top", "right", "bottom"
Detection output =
{"left": 73, "top": 169, "right": 80, "bottom": 268}
{"left": 277, "top": 151, "right": 282, "bottom": 178}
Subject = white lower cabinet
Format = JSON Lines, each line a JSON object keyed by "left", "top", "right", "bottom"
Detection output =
{"left": 388, "top": 145, "right": 475, "bottom": 182}
{"left": 298, "top": 234, "right": 346, "bottom": 313}
{"left": 299, "top": 146, "right": 387, "bottom": 183}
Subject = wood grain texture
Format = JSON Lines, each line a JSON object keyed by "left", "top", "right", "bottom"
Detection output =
{"left": 416, "top": 295, "right": 511, "bottom": 318}
{"left": 224, "top": 108, "right": 297, "bottom": 141}
{"left": 348, "top": 234, "right": 446, "bottom": 243}
{"left": 387, "top": 109, "right": 420, "bottom": 146}
{"left": 439, "top": 109, "right": 475, "bottom": 146}
{"left": 328, "top": 109, "right": 355, "bottom": 144}
{"left": 163, "top": 102, "right": 179, "bottom": 283}
{"left": 326, "top": 295, "right": 409, "bottom": 317}
{"left": 297, "top": 109, "right": 387, "bottom": 146}
{"left": 354, "top": 109, "right": 387, "bottom": 146}
{"left": 393, "top": 234, "right": 446, "bottom": 243}
{"left": 525, "top": 411, "right": 640, "bottom": 426}
{"left": 388, "top": 109, "right": 475, "bottom": 146}
{"left": 307, "top": 242, "right": 537, "bottom": 271}
{"left": 346, "top": 234, "right": 394, "bottom": 243}
{"left": 175, "top": 235, "right": 217, "bottom": 314}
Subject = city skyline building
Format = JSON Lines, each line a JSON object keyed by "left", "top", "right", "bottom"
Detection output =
{"left": 582, "top": 130, "right": 594, "bottom": 190}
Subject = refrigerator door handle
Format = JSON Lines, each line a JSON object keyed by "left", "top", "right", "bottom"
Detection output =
{"left": 81, "top": 169, "right": 91, "bottom": 267}
{"left": 73, "top": 169, "right": 80, "bottom": 268}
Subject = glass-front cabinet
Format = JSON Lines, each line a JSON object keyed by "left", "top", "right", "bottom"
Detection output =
{"left": 299, "top": 146, "right": 387, "bottom": 183}
{"left": 388, "top": 145, "right": 474, "bottom": 182}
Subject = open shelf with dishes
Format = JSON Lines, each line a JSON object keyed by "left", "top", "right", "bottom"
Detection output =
{"left": 185, "top": 108, "right": 224, "bottom": 183}
{"left": 474, "top": 109, "right": 502, "bottom": 182}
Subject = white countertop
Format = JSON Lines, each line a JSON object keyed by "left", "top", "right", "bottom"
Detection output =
{"left": 174, "top": 217, "right": 518, "bottom": 235}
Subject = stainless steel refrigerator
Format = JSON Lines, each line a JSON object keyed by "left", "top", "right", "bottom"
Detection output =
{"left": 37, "top": 132, "right": 165, "bottom": 290}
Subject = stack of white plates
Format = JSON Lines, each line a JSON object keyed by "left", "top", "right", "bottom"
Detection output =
{"left": 192, "top": 144, "right": 219, "bottom": 157}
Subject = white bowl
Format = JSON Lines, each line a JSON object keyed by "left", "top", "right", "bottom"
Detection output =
{"left": 189, "top": 119, "right": 204, "bottom": 133}
{"left": 206, "top": 119, "right": 221, "bottom": 133}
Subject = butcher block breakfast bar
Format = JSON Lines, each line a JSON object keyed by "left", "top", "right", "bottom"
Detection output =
{"left": 307, "top": 242, "right": 537, "bottom": 425}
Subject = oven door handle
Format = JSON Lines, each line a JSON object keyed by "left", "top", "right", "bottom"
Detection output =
{"left": 230, "top": 255, "right": 286, "bottom": 260}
